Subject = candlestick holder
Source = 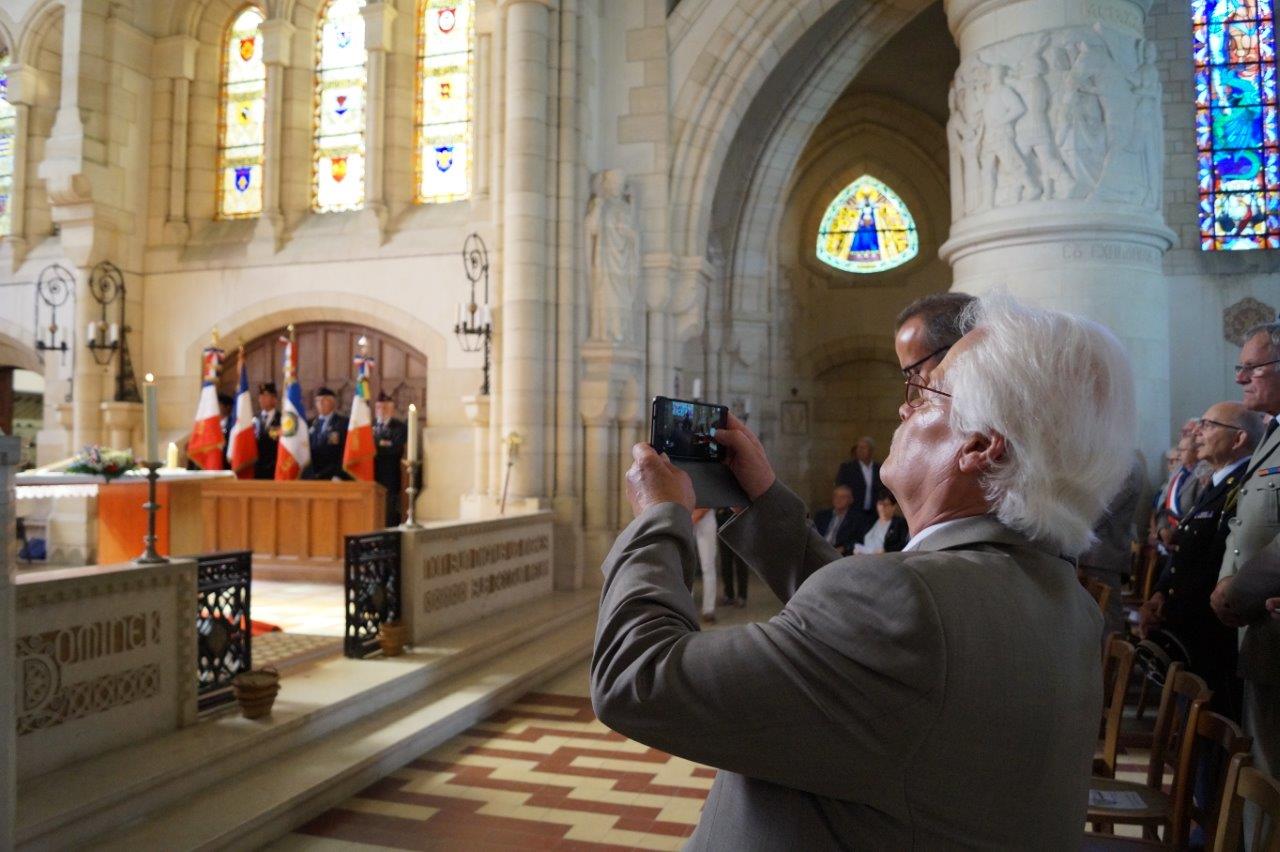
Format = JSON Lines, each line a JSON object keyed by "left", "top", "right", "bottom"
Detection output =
{"left": 400, "top": 458, "right": 423, "bottom": 529}
{"left": 135, "top": 461, "right": 169, "bottom": 564}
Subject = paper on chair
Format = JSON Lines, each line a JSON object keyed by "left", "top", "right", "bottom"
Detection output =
{"left": 1089, "top": 789, "right": 1146, "bottom": 810}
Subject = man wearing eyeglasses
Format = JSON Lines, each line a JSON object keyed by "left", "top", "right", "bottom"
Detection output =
{"left": 893, "top": 291, "right": 976, "bottom": 381}
{"left": 592, "top": 295, "right": 1125, "bottom": 848}
{"left": 1211, "top": 321, "right": 1280, "bottom": 782}
{"left": 1138, "top": 402, "right": 1263, "bottom": 719}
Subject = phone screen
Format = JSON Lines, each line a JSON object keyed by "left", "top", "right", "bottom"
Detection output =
{"left": 651, "top": 397, "right": 728, "bottom": 462}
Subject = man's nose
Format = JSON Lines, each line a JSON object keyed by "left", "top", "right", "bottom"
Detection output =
{"left": 898, "top": 402, "right": 913, "bottom": 422}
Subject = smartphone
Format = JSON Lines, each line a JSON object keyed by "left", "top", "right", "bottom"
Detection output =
{"left": 651, "top": 397, "right": 728, "bottom": 462}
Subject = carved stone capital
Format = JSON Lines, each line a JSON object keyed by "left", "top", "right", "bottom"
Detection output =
{"left": 259, "top": 19, "right": 296, "bottom": 67}
{"left": 154, "top": 35, "right": 199, "bottom": 81}
{"left": 362, "top": 3, "right": 398, "bottom": 52}
{"left": 3, "top": 64, "right": 38, "bottom": 107}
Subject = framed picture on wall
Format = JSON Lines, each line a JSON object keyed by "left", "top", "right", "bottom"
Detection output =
{"left": 781, "top": 400, "right": 809, "bottom": 436}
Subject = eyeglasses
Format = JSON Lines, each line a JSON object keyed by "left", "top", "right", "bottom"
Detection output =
{"left": 905, "top": 379, "right": 953, "bottom": 409}
{"left": 1233, "top": 357, "right": 1280, "bottom": 378}
{"left": 901, "top": 344, "right": 953, "bottom": 379}
{"left": 1197, "top": 417, "right": 1243, "bottom": 432}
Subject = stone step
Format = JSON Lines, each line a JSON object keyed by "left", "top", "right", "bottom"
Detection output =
{"left": 18, "top": 589, "right": 599, "bottom": 851}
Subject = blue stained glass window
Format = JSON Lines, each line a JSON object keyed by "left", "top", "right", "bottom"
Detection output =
{"left": 1193, "top": 0, "right": 1280, "bottom": 250}
{"left": 217, "top": 8, "right": 266, "bottom": 219}
{"left": 313, "top": 0, "right": 367, "bottom": 213}
{"left": 415, "top": 0, "right": 473, "bottom": 204}
{"left": 816, "top": 175, "right": 919, "bottom": 274}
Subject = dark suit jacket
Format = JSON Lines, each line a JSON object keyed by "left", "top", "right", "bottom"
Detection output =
{"left": 591, "top": 481, "right": 1102, "bottom": 850}
{"left": 835, "top": 459, "right": 882, "bottom": 513}
{"left": 253, "top": 410, "right": 281, "bottom": 480}
{"left": 306, "top": 413, "right": 349, "bottom": 480}
{"left": 373, "top": 418, "right": 407, "bottom": 492}
{"left": 812, "top": 507, "right": 864, "bottom": 553}
{"left": 883, "top": 515, "right": 909, "bottom": 553}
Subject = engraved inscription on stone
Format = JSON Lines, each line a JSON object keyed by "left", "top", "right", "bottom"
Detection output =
{"left": 419, "top": 533, "right": 552, "bottom": 614}
{"left": 1082, "top": 0, "right": 1143, "bottom": 34}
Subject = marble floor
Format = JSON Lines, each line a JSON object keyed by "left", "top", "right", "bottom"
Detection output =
{"left": 253, "top": 580, "right": 347, "bottom": 637}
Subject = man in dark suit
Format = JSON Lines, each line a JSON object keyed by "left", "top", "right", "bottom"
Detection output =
{"left": 853, "top": 489, "right": 910, "bottom": 554}
{"left": 1139, "top": 401, "right": 1264, "bottom": 719}
{"left": 373, "top": 392, "right": 407, "bottom": 526}
{"left": 834, "top": 436, "right": 881, "bottom": 524}
{"left": 253, "top": 382, "right": 281, "bottom": 480}
{"left": 812, "top": 485, "right": 864, "bottom": 555}
{"left": 305, "top": 387, "right": 349, "bottom": 480}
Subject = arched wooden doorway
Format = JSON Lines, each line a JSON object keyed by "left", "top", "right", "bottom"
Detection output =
{"left": 218, "top": 322, "right": 427, "bottom": 421}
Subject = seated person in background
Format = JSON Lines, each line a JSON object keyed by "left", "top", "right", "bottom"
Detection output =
{"left": 813, "top": 485, "right": 864, "bottom": 555}
{"left": 1139, "top": 402, "right": 1264, "bottom": 720}
{"left": 853, "top": 489, "right": 909, "bottom": 554}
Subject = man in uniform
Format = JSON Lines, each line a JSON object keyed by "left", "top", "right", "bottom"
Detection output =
{"left": 1212, "top": 321, "right": 1280, "bottom": 780}
{"left": 306, "top": 387, "right": 349, "bottom": 480}
{"left": 1139, "top": 402, "right": 1263, "bottom": 719}
{"left": 254, "top": 382, "right": 281, "bottom": 480}
{"left": 373, "top": 392, "right": 407, "bottom": 526}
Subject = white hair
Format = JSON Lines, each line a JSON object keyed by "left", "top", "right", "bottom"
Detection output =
{"left": 943, "top": 295, "right": 1137, "bottom": 556}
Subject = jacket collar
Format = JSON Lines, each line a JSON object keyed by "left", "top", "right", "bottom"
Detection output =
{"left": 911, "top": 513, "right": 1060, "bottom": 558}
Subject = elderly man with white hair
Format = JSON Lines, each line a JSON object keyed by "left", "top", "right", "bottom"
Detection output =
{"left": 590, "top": 295, "right": 1134, "bottom": 850}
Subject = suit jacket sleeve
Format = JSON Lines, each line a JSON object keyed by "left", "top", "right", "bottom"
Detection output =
{"left": 718, "top": 480, "right": 841, "bottom": 602}
{"left": 1223, "top": 536, "right": 1280, "bottom": 619}
{"left": 590, "top": 501, "right": 946, "bottom": 806}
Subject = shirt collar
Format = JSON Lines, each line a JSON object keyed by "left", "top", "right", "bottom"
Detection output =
{"left": 901, "top": 517, "right": 970, "bottom": 552}
{"left": 1211, "top": 456, "right": 1250, "bottom": 487}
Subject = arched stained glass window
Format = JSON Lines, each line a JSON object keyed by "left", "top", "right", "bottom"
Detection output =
{"left": 0, "top": 49, "right": 15, "bottom": 237}
{"left": 218, "top": 7, "right": 266, "bottom": 219}
{"left": 1193, "top": 0, "right": 1280, "bottom": 250}
{"left": 816, "top": 175, "right": 919, "bottom": 274}
{"left": 313, "top": 0, "right": 367, "bottom": 213}
{"left": 416, "top": 0, "right": 473, "bottom": 204}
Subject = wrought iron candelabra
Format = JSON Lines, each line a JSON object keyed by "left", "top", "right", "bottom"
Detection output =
{"left": 454, "top": 233, "right": 493, "bottom": 396}
{"left": 136, "top": 461, "right": 170, "bottom": 564}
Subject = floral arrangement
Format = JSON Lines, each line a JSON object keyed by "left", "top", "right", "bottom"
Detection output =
{"left": 65, "top": 446, "right": 137, "bottom": 482}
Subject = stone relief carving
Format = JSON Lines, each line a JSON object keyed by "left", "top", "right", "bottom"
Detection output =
{"left": 948, "top": 26, "right": 1163, "bottom": 214}
{"left": 585, "top": 169, "right": 640, "bottom": 345}
{"left": 1223, "top": 297, "right": 1278, "bottom": 345}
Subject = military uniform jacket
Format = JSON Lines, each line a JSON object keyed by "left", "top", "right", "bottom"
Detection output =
{"left": 373, "top": 418, "right": 407, "bottom": 488}
{"left": 253, "top": 410, "right": 281, "bottom": 479}
{"left": 1155, "top": 461, "right": 1247, "bottom": 678}
{"left": 1220, "top": 420, "right": 1280, "bottom": 685}
{"left": 306, "top": 413, "right": 349, "bottom": 479}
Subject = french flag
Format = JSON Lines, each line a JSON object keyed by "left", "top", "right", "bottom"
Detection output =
{"left": 227, "top": 351, "right": 257, "bottom": 478}
{"left": 343, "top": 353, "right": 375, "bottom": 481}
{"left": 189, "top": 345, "right": 225, "bottom": 470}
{"left": 274, "top": 333, "right": 310, "bottom": 480}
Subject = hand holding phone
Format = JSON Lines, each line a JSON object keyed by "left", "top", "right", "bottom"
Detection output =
{"left": 650, "top": 397, "right": 750, "bottom": 508}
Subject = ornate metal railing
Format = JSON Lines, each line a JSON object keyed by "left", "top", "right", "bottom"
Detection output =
{"left": 344, "top": 531, "right": 402, "bottom": 659}
{"left": 196, "top": 550, "right": 252, "bottom": 711}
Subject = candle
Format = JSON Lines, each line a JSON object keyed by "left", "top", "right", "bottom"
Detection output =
{"left": 165, "top": 442, "right": 179, "bottom": 469}
{"left": 479, "top": 304, "right": 492, "bottom": 329}
{"left": 108, "top": 323, "right": 120, "bottom": 345}
{"left": 87, "top": 320, "right": 100, "bottom": 345}
{"left": 143, "top": 374, "right": 159, "bottom": 463}
{"left": 407, "top": 403, "right": 419, "bottom": 463}
{"left": 692, "top": 378, "right": 703, "bottom": 400}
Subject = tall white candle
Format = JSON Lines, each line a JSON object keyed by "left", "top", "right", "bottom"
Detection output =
{"left": 86, "top": 321, "right": 100, "bottom": 345}
{"left": 691, "top": 378, "right": 703, "bottom": 400}
{"left": 143, "top": 374, "right": 159, "bottom": 462}
{"left": 407, "top": 403, "right": 419, "bottom": 463}
{"left": 108, "top": 323, "right": 120, "bottom": 344}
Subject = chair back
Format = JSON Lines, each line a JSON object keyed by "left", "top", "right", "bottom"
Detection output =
{"left": 1084, "top": 577, "right": 1113, "bottom": 616}
{"left": 1169, "top": 710, "right": 1251, "bottom": 848}
{"left": 1139, "top": 545, "right": 1161, "bottom": 602}
{"left": 1097, "top": 638, "right": 1136, "bottom": 778}
{"left": 1146, "top": 664, "right": 1212, "bottom": 790}
{"left": 1211, "top": 753, "right": 1280, "bottom": 852}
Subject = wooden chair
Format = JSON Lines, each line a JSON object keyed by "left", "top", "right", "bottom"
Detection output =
{"left": 1084, "top": 577, "right": 1114, "bottom": 617}
{"left": 1087, "top": 664, "right": 1211, "bottom": 841}
{"left": 1175, "top": 710, "right": 1251, "bottom": 848}
{"left": 1212, "top": 753, "right": 1280, "bottom": 852}
{"left": 1095, "top": 638, "right": 1137, "bottom": 779}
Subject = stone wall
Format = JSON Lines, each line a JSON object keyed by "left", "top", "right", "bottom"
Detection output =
{"left": 1, "top": 436, "right": 19, "bottom": 849}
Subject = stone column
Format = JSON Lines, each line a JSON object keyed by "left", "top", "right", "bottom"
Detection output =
{"left": 940, "top": 0, "right": 1174, "bottom": 465}
{"left": 100, "top": 401, "right": 142, "bottom": 456}
{"left": 2, "top": 63, "right": 36, "bottom": 270}
{"left": 580, "top": 343, "right": 641, "bottom": 576}
{"left": 155, "top": 36, "right": 199, "bottom": 243}
{"left": 362, "top": 2, "right": 396, "bottom": 234}
{"left": 258, "top": 19, "right": 295, "bottom": 247}
{"left": 0, "top": 437, "right": 18, "bottom": 850}
{"left": 499, "top": 0, "right": 551, "bottom": 502}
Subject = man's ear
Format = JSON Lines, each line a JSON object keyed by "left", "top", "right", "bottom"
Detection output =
{"left": 957, "top": 431, "right": 1007, "bottom": 474}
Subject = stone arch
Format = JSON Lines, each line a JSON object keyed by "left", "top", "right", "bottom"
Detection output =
{"left": 14, "top": 1, "right": 62, "bottom": 67}
{"left": 800, "top": 334, "right": 901, "bottom": 380}
{"left": 0, "top": 319, "right": 42, "bottom": 372}
{"left": 0, "top": 9, "right": 15, "bottom": 54}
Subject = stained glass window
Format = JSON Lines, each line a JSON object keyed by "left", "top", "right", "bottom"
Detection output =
{"left": 416, "top": 0, "right": 473, "bottom": 204}
{"left": 816, "top": 175, "right": 919, "bottom": 274}
{"left": 0, "top": 50, "right": 14, "bottom": 237}
{"left": 218, "top": 7, "right": 266, "bottom": 219}
{"left": 313, "top": 0, "right": 367, "bottom": 213}
{"left": 1193, "top": 0, "right": 1280, "bottom": 250}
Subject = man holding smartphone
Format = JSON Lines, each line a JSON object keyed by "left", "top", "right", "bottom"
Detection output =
{"left": 591, "top": 295, "right": 1127, "bottom": 849}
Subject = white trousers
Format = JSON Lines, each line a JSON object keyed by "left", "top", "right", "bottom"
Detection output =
{"left": 694, "top": 510, "right": 719, "bottom": 616}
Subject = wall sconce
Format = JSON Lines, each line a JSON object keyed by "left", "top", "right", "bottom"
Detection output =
{"left": 454, "top": 233, "right": 493, "bottom": 396}
{"left": 84, "top": 261, "right": 141, "bottom": 402}
{"left": 33, "top": 263, "right": 73, "bottom": 361}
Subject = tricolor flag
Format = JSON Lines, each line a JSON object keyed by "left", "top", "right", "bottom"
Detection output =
{"left": 275, "top": 330, "right": 310, "bottom": 480}
{"left": 227, "top": 349, "right": 257, "bottom": 478}
{"left": 343, "top": 353, "right": 375, "bottom": 481}
{"left": 189, "top": 342, "right": 226, "bottom": 470}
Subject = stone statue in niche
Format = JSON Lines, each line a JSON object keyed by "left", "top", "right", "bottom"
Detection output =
{"left": 585, "top": 169, "right": 640, "bottom": 345}
{"left": 949, "top": 26, "right": 1164, "bottom": 214}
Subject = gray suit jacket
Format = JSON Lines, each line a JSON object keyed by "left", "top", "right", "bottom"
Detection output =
{"left": 591, "top": 481, "right": 1103, "bottom": 851}
{"left": 1220, "top": 421, "right": 1280, "bottom": 684}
